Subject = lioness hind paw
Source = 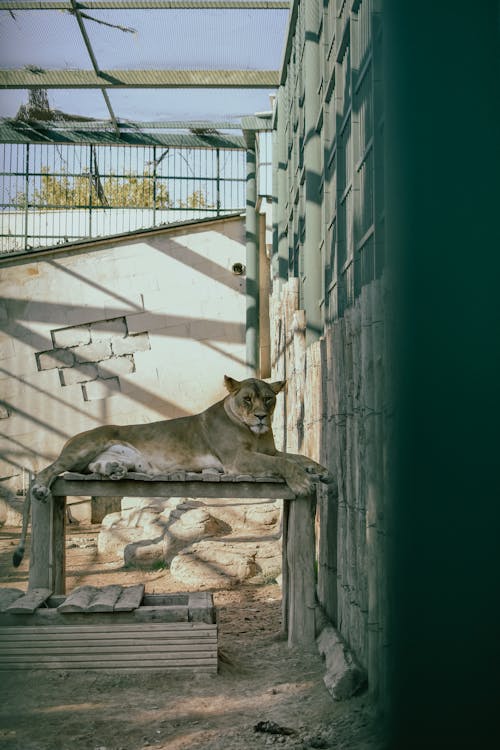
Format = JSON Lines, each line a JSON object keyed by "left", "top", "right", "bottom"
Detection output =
{"left": 104, "top": 461, "right": 127, "bottom": 480}
{"left": 31, "top": 483, "right": 50, "bottom": 502}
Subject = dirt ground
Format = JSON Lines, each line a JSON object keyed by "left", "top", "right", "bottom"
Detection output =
{"left": 0, "top": 523, "right": 385, "bottom": 750}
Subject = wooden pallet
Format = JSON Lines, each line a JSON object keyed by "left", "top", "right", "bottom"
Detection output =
{"left": 0, "top": 587, "right": 217, "bottom": 672}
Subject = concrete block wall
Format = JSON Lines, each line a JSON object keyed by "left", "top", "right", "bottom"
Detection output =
{"left": 0, "top": 216, "right": 247, "bottom": 495}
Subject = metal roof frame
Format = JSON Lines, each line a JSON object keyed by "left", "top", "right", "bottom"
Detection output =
{"left": 0, "top": 1, "right": 284, "bottom": 139}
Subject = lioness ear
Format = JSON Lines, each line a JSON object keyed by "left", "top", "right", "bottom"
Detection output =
{"left": 224, "top": 375, "right": 241, "bottom": 394}
{"left": 269, "top": 380, "right": 286, "bottom": 394}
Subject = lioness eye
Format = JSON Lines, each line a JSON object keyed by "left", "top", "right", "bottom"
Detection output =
{"left": 244, "top": 396, "right": 252, "bottom": 404}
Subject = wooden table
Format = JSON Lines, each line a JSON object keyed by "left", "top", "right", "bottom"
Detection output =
{"left": 28, "top": 471, "right": 318, "bottom": 647}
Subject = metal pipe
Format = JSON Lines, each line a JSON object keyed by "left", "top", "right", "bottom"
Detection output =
{"left": 245, "top": 145, "right": 259, "bottom": 375}
{"left": 302, "top": 0, "right": 322, "bottom": 344}
{"left": 0, "top": 1, "right": 289, "bottom": 9}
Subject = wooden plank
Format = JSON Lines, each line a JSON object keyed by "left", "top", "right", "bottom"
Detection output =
{"left": 202, "top": 469, "right": 221, "bottom": 482}
{"left": 57, "top": 585, "right": 98, "bottom": 613}
{"left": 113, "top": 583, "right": 144, "bottom": 612}
{"left": 0, "top": 639, "right": 217, "bottom": 650}
{"left": 52, "top": 494, "right": 66, "bottom": 596}
{"left": 51, "top": 478, "right": 295, "bottom": 499}
{"left": 86, "top": 585, "right": 123, "bottom": 612}
{"left": 0, "top": 646, "right": 217, "bottom": 659}
{"left": 0, "top": 622, "right": 216, "bottom": 634}
{"left": 28, "top": 488, "right": 52, "bottom": 590}
{"left": 286, "top": 491, "right": 317, "bottom": 649}
{"left": 0, "top": 660, "right": 216, "bottom": 671}
{"left": 0, "top": 589, "right": 24, "bottom": 612}
{"left": 6, "top": 588, "right": 52, "bottom": 614}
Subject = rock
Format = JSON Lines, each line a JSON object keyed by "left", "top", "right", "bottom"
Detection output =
{"left": 124, "top": 539, "right": 165, "bottom": 567}
{"left": 170, "top": 538, "right": 281, "bottom": 587}
{"left": 170, "top": 540, "right": 258, "bottom": 587}
{"left": 316, "top": 625, "right": 367, "bottom": 700}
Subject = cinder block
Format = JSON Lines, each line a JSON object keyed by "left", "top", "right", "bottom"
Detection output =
{"left": 82, "top": 377, "right": 121, "bottom": 401}
{"left": 126, "top": 310, "right": 173, "bottom": 335}
{"left": 90, "top": 317, "right": 127, "bottom": 341}
{"left": 38, "top": 348, "right": 75, "bottom": 370}
{"left": 72, "top": 341, "right": 112, "bottom": 363}
{"left": 52, "top": 325, "right": 91, "bottom": 348}
{"left": 97, "top": 356, "right": 135, "bottom": 377}
{"left": 112, "top": 333, "right": 150, "bottom": 356}
{"left": 60, "top": 363, "right": 99, "bottom": 386}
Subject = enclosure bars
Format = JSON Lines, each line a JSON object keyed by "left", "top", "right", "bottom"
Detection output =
{"left": 0, "top": 140, "right": 248, "bottom": 253}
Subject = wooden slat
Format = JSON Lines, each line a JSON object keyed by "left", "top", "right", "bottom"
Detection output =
{"left": 0, "top": 622, "right": 216, "bottom": 634}
{"left": 57, "top": 586, "right": 98, "bottom": 612}
{"left": 6, "top": 588, "right": 52, "bottom": 614}
{"left": 113, "top": 583, "right": 144, "bottom": 612}
{"left": 202, "top": 469, "right": 221, "bottom": 482}
{"left": 0, "top": 646, "right": 217, "bottom": 659}
{"left": 52, "top": 478, "right": 295, "bottom": 499}
{"left": 0, "top": 661, "right": 216, "bottom": 671}
{"left": 0, "top": 589, "right": 24, "bottom": 612}
{"left": 86, "top": 585, "right": 123, "bottom": 612}
{"left": 0, "top": 639, "right": 216, "bottom": 650}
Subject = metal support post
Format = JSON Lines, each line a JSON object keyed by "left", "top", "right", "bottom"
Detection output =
{"left": 303, "top": 0, "right": 322, "bottom": 344}
{"left": 246, "top": 146, "right": 259, "bottom": 375}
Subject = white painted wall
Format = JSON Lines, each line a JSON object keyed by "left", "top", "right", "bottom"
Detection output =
{"left": 0, "top": 216, "right": 247, "bottom": 496}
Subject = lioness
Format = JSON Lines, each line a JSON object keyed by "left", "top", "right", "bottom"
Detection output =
{"left": 13, "top": 376, "right": 331, "bottom": 566}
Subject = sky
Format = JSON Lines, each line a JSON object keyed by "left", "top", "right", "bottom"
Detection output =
{"left": 0, "top": 7, "right": 289, "bottom": 123}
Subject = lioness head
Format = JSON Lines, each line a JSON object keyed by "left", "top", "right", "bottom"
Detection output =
{"left": 224, "top": 375, "right": 286, "bottom": 435}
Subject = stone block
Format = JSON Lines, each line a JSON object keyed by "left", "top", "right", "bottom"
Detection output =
{"left": 82, "top": 377, "right": 120, "bottom": 401}
{"left": 72, "top": 341, "right": 112, "bottom": 363}
{"left": 126, "top": 311, "right": 168, "bottom": 335}
{"left": 97, "top": 355, "right": 135, "bottom": 378}
{"left": 52, "top": 325, "right": 91, "bottom": 348}
{"left": 316, "top": 625, "right": 367, "bottom": 701}
{"left": 60, "top": 363, "right": 98, "bottom": 386}
{"left": 112, "top": 333, "right": 150, "bottom": 356}
{"left": 90, "top": 317, "right": 127, "bottom": 341}
{"left": 38, "top": 348, "right": 75, "bottom": 370}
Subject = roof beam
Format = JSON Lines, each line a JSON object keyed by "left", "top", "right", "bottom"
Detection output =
{"left": 0, "top": 1, "right": 289, "bottom": 9}
{"left": 69, "top": 0, "right": 120, "bottom": 134}
{"left": 0, "top": 69, "right": 280, "bottom": 89}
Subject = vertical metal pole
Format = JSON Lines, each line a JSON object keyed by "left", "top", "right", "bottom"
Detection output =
{"left": 272, "top": 86, "right": 289, "bottom": 284}
{"left": 216, "top": 148, "right": 221, "bottom": 216}
{"left": 89, "top": 144, "right": 93, "bottom": 238}
{"left": 246, "top": 144, "right": 259, "bottom": 375}
{"left": 152, "top": 145, "right": 157, "bottom": 227}
{"left": 23, "top": 143, "right": 30, "bottom": 251}
{"left": 303, "top": 0, "right": 323, "bottom": 344}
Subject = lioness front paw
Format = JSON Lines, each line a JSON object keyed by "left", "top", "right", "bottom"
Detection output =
{"left": 285, "top": 467, "right": 314, "bottom": 497}
{"left": 31, "top": 483, "right": 50, "bottom": 502}
{"left": 305, "top": 466, "right": 334, "bottom": 484}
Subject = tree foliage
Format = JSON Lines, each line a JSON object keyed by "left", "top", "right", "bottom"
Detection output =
{"left": 13, "top": 166, "right": 211, "bottom": 210}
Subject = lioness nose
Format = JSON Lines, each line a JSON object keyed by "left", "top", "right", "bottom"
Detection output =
{"left": 255, "top": 412, "right": 267, "bottom": 421}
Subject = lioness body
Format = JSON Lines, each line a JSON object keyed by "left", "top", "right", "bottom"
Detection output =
{"left": 14, "top": 376, "right": 330, "bottom": 565}
{"left": 32, "top": 376, "right": 329, "bottom": 498}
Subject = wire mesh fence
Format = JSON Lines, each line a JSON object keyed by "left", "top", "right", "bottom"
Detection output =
{"left": 0, "top": 142, "right": 247, "bottom": 254}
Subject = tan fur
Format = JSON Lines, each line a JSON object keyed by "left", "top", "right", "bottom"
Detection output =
{"left": 31, "top": 375, "right": 331, "bottom": 501}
